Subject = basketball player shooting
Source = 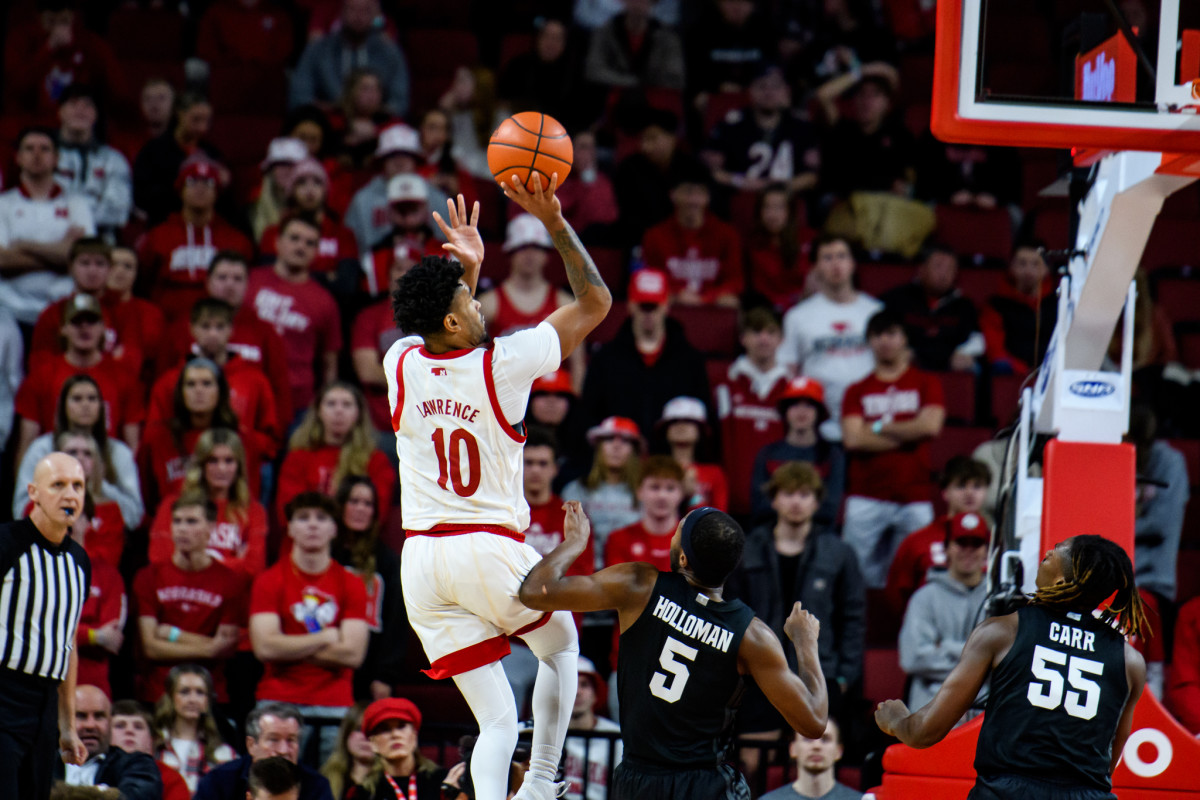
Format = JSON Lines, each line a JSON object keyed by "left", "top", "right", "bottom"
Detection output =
{"left": 874, "top": 535, "right": 1147, "bottom": 800}
{"left": 384, "top": 178, "right": 611, "bottom": 800}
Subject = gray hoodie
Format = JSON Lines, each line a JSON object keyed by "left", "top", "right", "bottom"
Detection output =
{"left": 898, "top": 570, "right": 989, "bottom": 712}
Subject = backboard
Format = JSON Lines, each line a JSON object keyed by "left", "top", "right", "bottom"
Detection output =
{"left": 932, "top": 0, "right": 1200, "bottom": 162}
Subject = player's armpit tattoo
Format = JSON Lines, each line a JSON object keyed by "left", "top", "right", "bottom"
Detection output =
{"left": 552, "top": 227, "right": 606, "bottom": 298}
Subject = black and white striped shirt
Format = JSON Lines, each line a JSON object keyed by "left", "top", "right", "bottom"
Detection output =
{"left": 0, "top": 518, "right": 91, "bottom": 682}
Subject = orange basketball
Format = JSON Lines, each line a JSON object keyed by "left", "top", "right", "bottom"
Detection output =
{"left": 487, "top": 112, "right": 573, "bottom": 193}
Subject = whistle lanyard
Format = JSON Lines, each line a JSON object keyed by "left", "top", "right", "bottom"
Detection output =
{"left": 384, "top": 773, "right": 418, "bottom": 800}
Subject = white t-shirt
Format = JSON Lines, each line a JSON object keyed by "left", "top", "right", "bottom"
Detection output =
{"left": 564, "top": 716, "right": 623, "bottom": 800}
{"left": 0, "top": 184, "right": 96, "bottom": 323}
{"left": 777, "top": 291, "right": 882, "bottom": 437}
{"left": 384, "top": 323, "right": 561, "bottom": 532}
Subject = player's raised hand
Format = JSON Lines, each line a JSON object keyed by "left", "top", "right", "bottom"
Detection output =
{"left": 562, "top": 500, "right": 591, "bottom": 548}
{"left": 783, "top": 601, "right": 820, "bottom": 644}
{"left": 874, "top": 699, "right": 910, "bottom": 737}
{"left": 433, "top": 194, "right": 484, "bottom": 270}
{"left": 502, "top": 172, "right": 562, "bottom": 225}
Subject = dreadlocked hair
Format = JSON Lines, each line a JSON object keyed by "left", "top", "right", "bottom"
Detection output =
{"left": 392, "top": 256, "right": 465, "bottom": 335}
{"left": 1030, "top": 534, "right": 1149, "bottom": 639}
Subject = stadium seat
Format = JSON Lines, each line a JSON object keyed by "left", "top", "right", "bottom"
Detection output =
{"left": 863, "top": 648, "right": 906, "bottom": 706}
{"left": 935, "top": 205, "right": 1012, "bottom": 265}
{"left": 1178, "top": 327, "right": 1200, "bottom": 369}
{"left": 930, "top": 426, "right": 994, "bottom": 474}
{"left": 401, "top": 29, "right": 480, "bottom": 82}
{"left": 671, "top": 305, "right": 739, "bottom": 358}
{"left": 1143, "top": 217, "right": 1200, "bottom": 271}
{"left": 1153, "top": 275, "right": 1200, "bottom": 326}
{"left": 479, "top": 241, "right": 507, "bottom": 290}
{"left": 856, "top": 262, "right": 914, "bottom": 299}
{"left": 1031, "top": 203, "right": 1071, "bottom": 253}
{"left": 395, "top": 0, "right": 474, "bottom": 28}
{"left": 209, "top": 64, "right": 287, "bottom": 116}
{"left": 589, "top": 247, "right": 628, "bottom": 297}
{"left": 897, "top": 54, "right": 935, "bottom": 107}
{"left": 498, "top": 33, "right": 533, "bottom": 70}
{"left": 471, "top": 176, "right": 504, "bottom": 241}
{"left": 587, "top": 301, "right": 629, "bottom": 349}
{"left": 107, "top": 8, "right": 184, "bottom": 61}
{"left": 701, "top": 91, "right": 749, "bottom": 136}
{"left": 955, "top": 266, "right": 1002, "bottom": 307}
{"left": 1020, "top": 151, "right": 1064, "bottom": 209}
{"left": 990, "top": 372, "right": 1027, "bottom": 426}
{"left": 937, "top": 371, "right": 977, "bottom": 425}
{"left": 1177, "top": 547, "right": 1200, "bottom": 603}
{"left": 706, "top": 358, "right": 734, "bottom": 392}
{"left": 903, "top": 103, "right": 931, "bottom": 138}
{"left": 208, "top": 115, "right": 280, "bottom": 167}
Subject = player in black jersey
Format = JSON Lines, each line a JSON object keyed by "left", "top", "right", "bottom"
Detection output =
{"left": 875, "top": 534, "right": 1148, "bottom": 800}
{"left": 519, "top": 503, "right": 827, "bottom": 800}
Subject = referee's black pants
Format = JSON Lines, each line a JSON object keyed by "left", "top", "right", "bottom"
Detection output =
{"left": 0, "top": 668, "right": 61, "bottom": 800}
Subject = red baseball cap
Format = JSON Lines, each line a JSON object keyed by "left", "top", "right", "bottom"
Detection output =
{"left": 531, "top": 369, "right": 574, "bottom": 397}
{"left": 777, "top": 376, "right": 828, "bottom": 420}
{"left": 628, "top": 269, "right": 670, "bottom": 305}
{"left": 586, "top": 416, "right": 645, "bottom": 452}
{"left": 947, "top": 512, "right": 990, "bottom": 545}
{"left": 175, "top": 157, "right": 221, "bottom": 192}
{"left": 362, "top": 697, "right": 422, "bottom": 735}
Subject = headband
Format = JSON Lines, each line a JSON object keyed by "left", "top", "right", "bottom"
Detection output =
{"left": 680, "top": 507, "right": 720, "bottom": 568}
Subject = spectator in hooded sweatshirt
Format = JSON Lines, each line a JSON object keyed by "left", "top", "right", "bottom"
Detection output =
{"left": 898, "top": 511, "right": 990, "bottom": 724}
{"left": 54, "top": 84, "right": 132, "bottom": 239}
{"left": 980, "top": 242, "right": 1056, "bottom": 374}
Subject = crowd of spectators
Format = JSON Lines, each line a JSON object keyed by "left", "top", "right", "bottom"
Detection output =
{"left": 2, "top": 0, "right": 1199, "bottom": 798}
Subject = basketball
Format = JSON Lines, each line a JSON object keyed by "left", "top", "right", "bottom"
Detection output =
{"left": 487, "top": 112, "right": 573, "bottom": 193}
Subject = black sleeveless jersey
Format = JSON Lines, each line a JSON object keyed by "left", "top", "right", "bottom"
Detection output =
{"left": 974, "top": 604, "right": 1129, "bottom": 790}
{"left": 617, "top": 571, "right": 756, "bottom": 769}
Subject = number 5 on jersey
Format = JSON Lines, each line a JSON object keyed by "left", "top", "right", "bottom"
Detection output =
{"left": 650, "top": 637, "right": 698, "bottom": 703}
{"left": 1027, "top": 644, "right": 1104, "bottom": 720}
{"left": 432, "top": 428, "right": 481, "bottom": 497}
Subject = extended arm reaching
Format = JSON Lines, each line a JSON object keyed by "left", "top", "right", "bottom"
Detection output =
{"left": 502, "top": 174, "right": 612, "bottom": 358}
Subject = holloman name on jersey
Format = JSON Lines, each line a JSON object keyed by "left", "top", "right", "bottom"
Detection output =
{"left": 652, "top": 595, "right": 735, "bottom": 653}
{"left": 414, "top": 398, "right": 482, "bottom": 422}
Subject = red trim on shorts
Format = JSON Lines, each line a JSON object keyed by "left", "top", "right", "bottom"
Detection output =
{"left": 406, "top": 523, "right": 525, "bottom": 543}
{"left": 390, "top": 345, "right": 419, "bottom": 432}
{"left": 511, "top": 612, "right": 552, "bottom": 637}
{"left": 483, "top": 349, "right": 527, "bottom": 444}
{"left": 422, "top": 634, "right": 511, "bottom": 680}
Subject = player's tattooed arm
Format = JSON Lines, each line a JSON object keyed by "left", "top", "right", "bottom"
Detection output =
{"left": 551, "top": 225, "right": 608, "bottom": 300}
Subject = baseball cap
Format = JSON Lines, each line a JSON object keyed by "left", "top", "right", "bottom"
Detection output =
{"left": 362, "top": 697, "right": 422, "bottom": 735}
{"left": 586, "top": 416, "right": 645, "bottom": 452}
{"left": 628, "top": 269, "right": 670, "bottom": 306}
{"left": 175, "top": 157, "right": 221, "bottom": 191}
{"left": 387, "top": 173, "right": 428, "bottom": 204}
{"left": 656, "top": 396, "right": 708, "bottom": 432}
{"left": 777, "top": 376, "right": 828, "bottom": 420}
{"left": 947, "top": 512, "right": 990, "bottom": 546}
{"left": 531, "top": 369, "right": 574, "bottom": 397}
{"left": 260, "top": 137, "right": 307, "bottom": 170}
{"left": 63, "top": 293, "right": 103, "bottom": 323}
{"left": 504, "top": 213, "right": 553, "bottom": 253}
{"left": 285, "top": 157, "right": 328, "bottom": 194}
{"left": 376, "top": 124, "right": 423, "bottom": 159}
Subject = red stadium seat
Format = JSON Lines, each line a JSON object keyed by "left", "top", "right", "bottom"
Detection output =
{"left": 589, "top": 247, "right": 628, "bottom": 296}
{"left": 863, "top": 648, "right": 906, "bottom": 706}
{"left": 395, "top": 0, "right": 474, "bottom": 29}
{"left": 209, "top": 64, "right": 287, "bottom": 116}
{"left": 706, "top": 358, "right": 734, "bottom": 392}
{"left": 586, "top": 301, "right": 628, "bottom": 348}
{"left": 1177, "top": 547, "right": 1200, "bottom": 603}
{"left": 401, "top": 29, "right": 480, "bottom": 82}
{"left": 471, "top": 176, "right": 504, "bottom": 241}
{"left": 1154, "top": 275, "right": 1200, "bottom": 326}
{"left": 1031, "top": 203, "right": 1071, "bottom": 253}
{"left": 208, "top": 115, "right": 280, "bottom": 167}
{"left": 937, "top": 371, "right": 977, "bottom": 425}
{"left": 1143, "top": 217, "right": 1200, "bottom": 271}
{"left": 990, "top": 372, "right": 1027, "bottom": 426}
{"left": 935, "top": 205, "right": 1012, "bottom": 265}
{"left": 930, "top": 426, "right": 994, "bottom": 474}
{"left": 498, "top": 33, "right": 533, "bottom": 70}
{"left": 856, "top": 262, "right": 914, "bottom": 299}
{"left": 1178, "top": 328, "right": 1200, "bottom": 369}
{"left": 670, "top": 305, "right": 739, "bottom": 358}
{"left": 107, "top": 8, "right": 185, "bottom": 61}
{"left": 955, "top": 266, "right": 1002, "bottom": 307}
{"left": 1020, "top": 151, "right": 1063, "bottom": 209}
{"left": 1167, "top": 439, "right": 1200, "bottom": 487}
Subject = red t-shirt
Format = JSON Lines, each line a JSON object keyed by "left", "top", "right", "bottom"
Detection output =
{"left": 884, "top": 517, "right": 948, "bottom": 611}
{"left": 75, "top": 559, "right": 125, "bottom": 698}
{"left": 133, "top": 559, "right": 249, "bottom": 702}
{"left": 138, "top": 425, "right": 263, "bottom": 508}
{"left": 246, "top": 267, "right": 342, "bottom": 410}
{"left": 491, "top": 284, "right": 562, "bottom": 339}
{"left": 161, "top": 306, "right": 293, "bottom": 425}
{"left": 275, "top": 445, "right": 394, "bottom": 522}
{"left": 641, "top": 214, "right": 744, "bottom": 303}
{"left": 148, "top": 493, "right": 269, "bottom": 577}
{"left": 250, "top": 557, "right": 369, "bottom": 707}
{"left": 14, "top": 353, "right": 144, "bottom": 436}
{"left": 524, "top": 497, "right": 594, "bottom": 576}
{"left": 604, "top": 521, "right": 674, "bottom": 571}
{"left": 137, "top": 213, "right": 255, "bottom": 310}
{"left": 714, "top": 364, "right": 790, "bottom": 515}
{"left": 842, "top": 366, "right": 944, "bottom": 503}
{"left": 362, "top": 235, "right": 443, "bottom": 296}
{"left": 147, "top": 355, "right": 281, "bottom": 458}
{"left": 350, "top": 299, "right": 406, "bottom": 432}
{"left": 259, "top": 216, "right": 359, "bottom": 278}
{"left": 687, "top": 463, "right": 729, "bottom": 512}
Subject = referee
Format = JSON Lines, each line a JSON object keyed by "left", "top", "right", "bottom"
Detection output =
{"left": 0, "top": 452, "right": 92, "bottom": 798}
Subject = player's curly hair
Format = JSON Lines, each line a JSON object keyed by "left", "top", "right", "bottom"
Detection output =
{"left": 689, "top": 510, "right": 745, "bottom": 588}
{"left": 392, "top": 255, "right": 465, "bottom": 335}
{"left": 1031, "top": 534, "right": 1148, "bottom": 638}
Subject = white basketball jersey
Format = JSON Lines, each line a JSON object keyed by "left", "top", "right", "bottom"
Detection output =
{"left": 384, "top": 326, "right": 559, "bottom": 534}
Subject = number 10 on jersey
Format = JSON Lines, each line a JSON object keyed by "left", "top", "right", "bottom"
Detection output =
{"left": 432, "top": 428, "right": 481, "bottom": 497}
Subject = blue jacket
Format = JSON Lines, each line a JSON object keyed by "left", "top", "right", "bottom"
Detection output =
{"left": 195, "top": 755, "right": 334, "bottom": 800}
